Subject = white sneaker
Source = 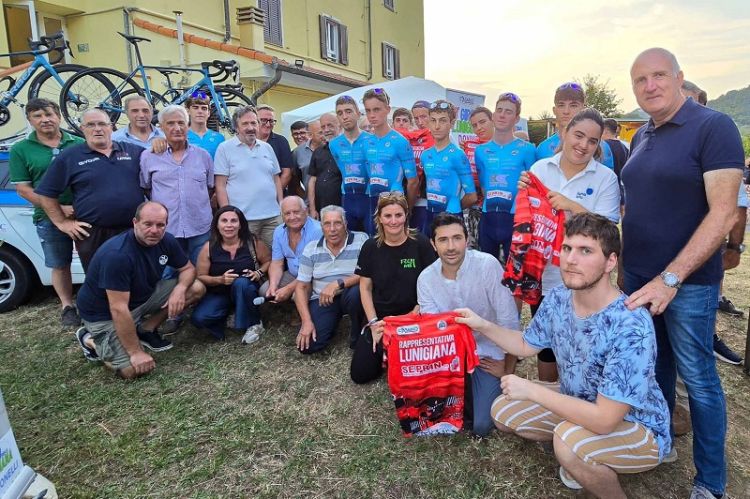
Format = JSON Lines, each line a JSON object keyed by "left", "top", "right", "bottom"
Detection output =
{"left": 559, "top": 466, "right": 582, "bottom": 490}
{"left": 663, "top": 446, "right": 678, "bottom": 463}
{"left": 241, "top": 323, "right": 263, "bottom": 345}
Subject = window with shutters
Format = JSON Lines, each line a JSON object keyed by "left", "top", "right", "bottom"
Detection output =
{"left": 259, "top": 0, "right": 283, "bottom": 46}
{"left": 318, "top": 15, "right": 349, "bottom": 65}
{"left": 384, "top": 0, "right": 395, "bottom": 11}
{"left": 382, "top": 43, "right": 400, "bottom": 80}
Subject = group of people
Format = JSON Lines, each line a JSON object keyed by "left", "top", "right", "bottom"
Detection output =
{"left": 8, "top": 46, "right": 747, "bottom": 498}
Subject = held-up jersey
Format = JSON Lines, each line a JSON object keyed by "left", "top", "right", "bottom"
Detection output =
{"left": 536, "top": 132, "right": 615, "bottom": 169}
{"left": 460, "top": 136, "right": 487, "bottom": 208}
{"left": 420, "top": 144, "right": 476, "bottom": 214}
{"left": 399, "top": 128, "right": 435, "bottom": 199}
{"left": 328, "top": 131, "right": 372, "bottom": 194}
{"left": 364, "top": 130, "right": 417, "bottom": 196}
{"left": 502, "top": 172, "right": 565, "bottom": 305}
{"left": 474, "top": 138, "right": 536, "bottom": 213}
{"left": 383, "top": 312, "right": 479, "bottom": 437}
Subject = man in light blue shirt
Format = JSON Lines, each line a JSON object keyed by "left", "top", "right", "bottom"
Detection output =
{"left": 261, "top": 196, "right": 322, "bottom": 303}
{"left": 185, "top": 93, "right": 225, "bottom": 159}
{"left": 111, "top": 96, "right": 165, "bottom": 147}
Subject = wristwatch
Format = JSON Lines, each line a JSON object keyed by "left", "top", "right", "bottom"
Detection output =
{"left": 726, "top": 242, "right": 746, "bottom": 254}
{"left": 659, "top": 271, "right": 682, "bottom": 289}
{"left": 337, "top": 278, "right": 345, "bottom": 290}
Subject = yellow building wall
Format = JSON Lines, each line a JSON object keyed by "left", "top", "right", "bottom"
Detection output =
{"left": 370, "top": 0, "right": 425, "bottom": 80}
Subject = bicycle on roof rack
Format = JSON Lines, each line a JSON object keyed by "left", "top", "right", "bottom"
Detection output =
{"left": 60, "top": 32, "right": 254, "bottom": 135}
{"left": 0, "top": 31, "right": 106, "bottom": 136}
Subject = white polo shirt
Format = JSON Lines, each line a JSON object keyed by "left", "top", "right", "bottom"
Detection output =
{"left": 214, "top": 137, "right": 281, "bottom": 220}
{"left": 529, "top": 152, "right": 621, "bottom": 292}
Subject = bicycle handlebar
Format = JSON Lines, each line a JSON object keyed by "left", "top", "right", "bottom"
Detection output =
{"left": 202, "top": 60, "right": 239, "bottom": 83}
{"left": 0, "top": 31, "right": 71, "bottom": 62}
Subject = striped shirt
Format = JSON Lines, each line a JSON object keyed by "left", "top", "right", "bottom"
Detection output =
{"left": 297, "top": 231, "right": 368, "bottom": 299}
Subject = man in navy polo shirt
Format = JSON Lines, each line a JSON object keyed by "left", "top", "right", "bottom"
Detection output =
{"left": 74, "top": 201, "right": 205, "bottom": 379}
{"left": 36, "top": 108, "right": 146, "bottom": 271}
{"left": 622, "top": 48, "right": 744, "bottom": 499}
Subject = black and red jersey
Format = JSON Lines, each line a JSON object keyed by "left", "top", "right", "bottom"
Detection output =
{"left": 383, "top": 312, "right": 479, "bottom": 436}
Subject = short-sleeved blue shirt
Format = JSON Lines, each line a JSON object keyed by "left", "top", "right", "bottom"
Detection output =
{"left": 420, "top": 143, "right": 475, "bottom": 213}
{"left": 271, "top": 216, "right": 323, "bottom": 277}
{"left": 621, "top": 98, "right": 745, "bottom": 284}
{"left": 188, "top": 128, "right": 225, "bottom": 159}
{"left": 524, "top": 286, "right": 672, "bottom": 460}
{"left": 77, "top": 230, "right": 189, "bottom": 322}
{"left": 535, "top": 132, "right": 615, "bottom": 169}
{"left": 474, "top": 138, "right": 536, "bottom": 213}
{"left": 364, "top": 130, "right": 417, "bottom": 196}
{"left": 329, "top": 131, "right": 372, "bottom": 194}
{"left": 35, "top": 141, "right": 146, "bottom": 228}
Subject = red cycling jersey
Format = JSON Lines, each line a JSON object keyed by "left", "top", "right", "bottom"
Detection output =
{"left": 383, "top": 312, "right": 479, "bottom": 436}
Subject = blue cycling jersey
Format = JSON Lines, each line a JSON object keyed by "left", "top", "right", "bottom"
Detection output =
{"left": 187, "top": 129, "right": 225, "bottom": 159}
{"left": 475, "top": 138, "right": 536, "bottom": 213}
{"left": 535, "top": 132, "right": 614, "bottom": 169}
{"left": 329, "top": 131, "right": 372, "bottom": 194}
{"left": 364, "top": 129, "right": 417, "bottom": 195}
{"left": 421, "top": 143, "right": 475, "bottom": 213}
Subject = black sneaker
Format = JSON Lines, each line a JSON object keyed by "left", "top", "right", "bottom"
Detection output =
{"left": 160, "top": 316, "right": 183, "bottom": 336}
{"left": 61, "top": 305, "right": 81, "bottom": 327}
{"left": 713, "top": 334, "right": 743, "bottom": 365}
{"left": 137, "top": 328, "right": 173, "bottom": 352}
{"left": 718, "top": 296, "right": 744, "bottom": 317}
{"left": 74, "top": 327, "right": 99, "bottom": 362}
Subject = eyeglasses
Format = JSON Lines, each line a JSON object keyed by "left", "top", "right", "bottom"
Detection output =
{"left": 498, "top": 92, "right": 521, "bottom": 103}
{"left": 259, "top": 118, "right": 277, "bottom": 126}
{"left": 291, "top": 131, "right": 308, "bottom": 136}
{"left": 557, "top": 82, "right": 583, "bottom": 92}
{"left": 81, "top": 122, "right": 112, "bottom": 129}
{"left": 191, "top": 90, "right": 208, "bottom": 99}
{"left": 429, "top": 101, "right": 452, "bottom": 111}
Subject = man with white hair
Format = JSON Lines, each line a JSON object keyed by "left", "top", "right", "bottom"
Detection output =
{"left": 307, "top": 113, "right": 343, "bottom": 217}
{"left": 622, "top": 47, "right": 744, "bottom": 499}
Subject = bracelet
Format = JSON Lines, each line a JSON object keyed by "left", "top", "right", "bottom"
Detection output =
{"left": 367, "top": 317, "right": 379, "bottom": 326}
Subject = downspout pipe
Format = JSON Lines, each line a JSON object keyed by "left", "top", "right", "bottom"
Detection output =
{"left": 174, "top": 11, "right": 186, "bottom": 68}
{"left": 250, "top": 59, "right": 282, "bottom": 106}
{"left": 223, "top": 0, "right": 231, "bottom": 42}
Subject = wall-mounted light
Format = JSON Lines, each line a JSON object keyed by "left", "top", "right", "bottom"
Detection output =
{"left": 294, "top": 59, "right": 304, "bottom": 69}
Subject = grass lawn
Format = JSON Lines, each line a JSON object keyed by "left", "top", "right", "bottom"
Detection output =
{"left": 1, "top": 253, "right": 749, "bottom": 498}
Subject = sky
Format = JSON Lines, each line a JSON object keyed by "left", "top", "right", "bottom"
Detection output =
{"left": 423, "top": 0, "right": 750, "bottom": 118}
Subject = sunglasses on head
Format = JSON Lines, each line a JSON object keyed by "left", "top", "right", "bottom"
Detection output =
{"left": 557, "top": 82, "right": 583, "bottom": 92}
{"left": 429, "top": 101, "right": 451, "bottom": 111}
{"left": 412, "top": 100, "right": 430, "bottom": 109}
{"left": 498, "top": 92, "right": 521, "bottom": 103}
{"left": 191, "top": 90, "right": 208, "bottom": 99}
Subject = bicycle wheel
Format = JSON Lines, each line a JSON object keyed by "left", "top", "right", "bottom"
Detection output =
{"left": 27, "top": 63, "right": 88, "bottom": 102}
{"left": 210, "top": 87, "right": 253, "bottom": 133}
{"left": 60, "top": 67, "right": 142, "bottom": 134}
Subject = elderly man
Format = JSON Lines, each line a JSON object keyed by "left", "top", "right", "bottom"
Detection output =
{"left": 417, "top": 213, "right": 519, "bottom": 437}
{"left": 9, "top": 98, "right": 84, "bottom": 326}
{"left": 291, "top": 119, "right": 324, "bottom": 196}
{"left": 36, "top": 108, "right": 146, "bottom": 271}
{"left": 256, "top": 104, "right": 293, "bottom": 190}
{"left": 261, "top": 196, "right": 323, "bottom": 303}
{"left": 140, "top": 105, "right": 214, "bottom": 267}
{"left": 622, "top": 48, "right": 744, "bottom": 499}
{"left": 74, "top": 201, "right": 204, "bottom": 378}
{"left": 214, "top": 106, "right": 283, "bottom": 249}
{"left": 111, "top": 95, "right": 165, "bottom": 147}
{"left": 294, "top": 205, "right": 367, "bottom": 354}
{"left": 307, "top": 113, "right": 343, "bottom": 218}
{"left": 185, "top": 93, "right": 225, "bottom": 159}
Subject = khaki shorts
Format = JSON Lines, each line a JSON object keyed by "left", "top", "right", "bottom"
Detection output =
{"left": 84, "top": 279, "right": 177, "bottom": 370}
{"left": 491, "top": 383, "right": 661, "bottom": 474}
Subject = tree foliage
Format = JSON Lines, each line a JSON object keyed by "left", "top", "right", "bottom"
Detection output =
{"left": 578, "top": 74, "right": 624, "bottom": 118}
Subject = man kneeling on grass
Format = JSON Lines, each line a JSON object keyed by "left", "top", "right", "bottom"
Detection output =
{"left": 456, "top": 213, "right": 672, "bottom": 497}
{"left": 74, "top": 201, "right": 205, "bottom": 379}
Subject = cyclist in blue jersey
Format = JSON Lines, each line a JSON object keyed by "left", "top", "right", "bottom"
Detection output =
{"left": 536, "top": 83, "right": 615, "bottom": 169}
{"left": 328, "top": 95, "right": 372, "bottom": 232}
{"left": 475, "top": 92, "right": 536, "bottom": 263}
{"left": 418, "top": 100, "right": 476, "bottom": 237}
{"left": 362, "top": 88, "right": 418, "bottom": 235}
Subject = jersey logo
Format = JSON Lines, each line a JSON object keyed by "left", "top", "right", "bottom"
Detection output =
{"left": 396, "top": 324, "right": 420, "bottom": 335}
{"left": 159, "top": 255, "right": 168, "bottom": 265}
{"left": 437, "top": 320, "right": 448, "bottom": 330}
{"left": 511, "top": 150, "right": 519, "bottom": 156}
{"left": 385, "top": 141, "right": 391, "bottom": 148}
{"left": 575, "top": 188, "right": 595, "bottom": 199}
{"left": 442, "top": 156, "right": 449, "bottom": 162}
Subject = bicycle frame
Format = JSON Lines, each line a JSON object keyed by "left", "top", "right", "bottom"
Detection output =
{"left": 0, "top": 54, "right": 67, "bottom": 107}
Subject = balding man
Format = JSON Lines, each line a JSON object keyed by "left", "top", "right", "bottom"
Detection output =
{"left": 74, "top": 201, "right": 205, "bottom": 379}
{"left": 291, "top": 119, "right": 324, "bottom": 197}
{"left": 262, "top": 195, "right": 322, "bottom": 303}
{"left": 307, "top": 113, "right": 343, "bottom": 217}
{"left": 112, "top": 95, "right": 165, "bottom": 147}
{"left": 622, "top": 48, "right": 744, "bottom": 499}
{"left": 36, "top": 108, "right": 147, "bottom": 270}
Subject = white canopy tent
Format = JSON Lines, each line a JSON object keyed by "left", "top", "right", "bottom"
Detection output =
{"left": 280, "top": 76, "right": 448, "bottom": 136}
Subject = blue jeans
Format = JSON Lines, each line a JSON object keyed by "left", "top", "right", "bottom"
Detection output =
{"left": 479, "top": 211, "right": 514, "bottom": 263}
{"left": 410, "top": 205, "right": 427, "bottom": 233}
{"left": 163, "top": 231, "right": 210, "bottom": 279}
{"left": 303, "top": 285, "right": 363, "bottom": 354}
{"left": 470, "top": 366, "right": 502, "bottom": 437}
{"left": 191, "top": 277, "right": 260, "bottom": 339}
{"left": 342, "top": 192, "right": 369, "bottom": 233}
{"left": 35, "top": 219, "right": 73, "bottom": 268}
{"left": 624, "top": 271, "right": 725, "bottom": 495}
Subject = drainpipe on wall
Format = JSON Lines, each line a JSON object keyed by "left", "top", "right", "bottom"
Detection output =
{"left": 366, "top": 0, "right": 372, "bottom": 80}
{"left": 250, "top": 59, "right": 281, "bottom": 106}
{"left": 223, "top": 0, "right": 231, "bottom": 42}
{"left": 174, "top": 10, "right": 186, "bottom": 68}
{"left": 123, "top": 8, "right": 133, "bottom": 72}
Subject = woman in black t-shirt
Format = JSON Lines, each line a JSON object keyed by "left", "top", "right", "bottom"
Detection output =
{"left": 351, "top": 193, "right": 436, "bottom": 384}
